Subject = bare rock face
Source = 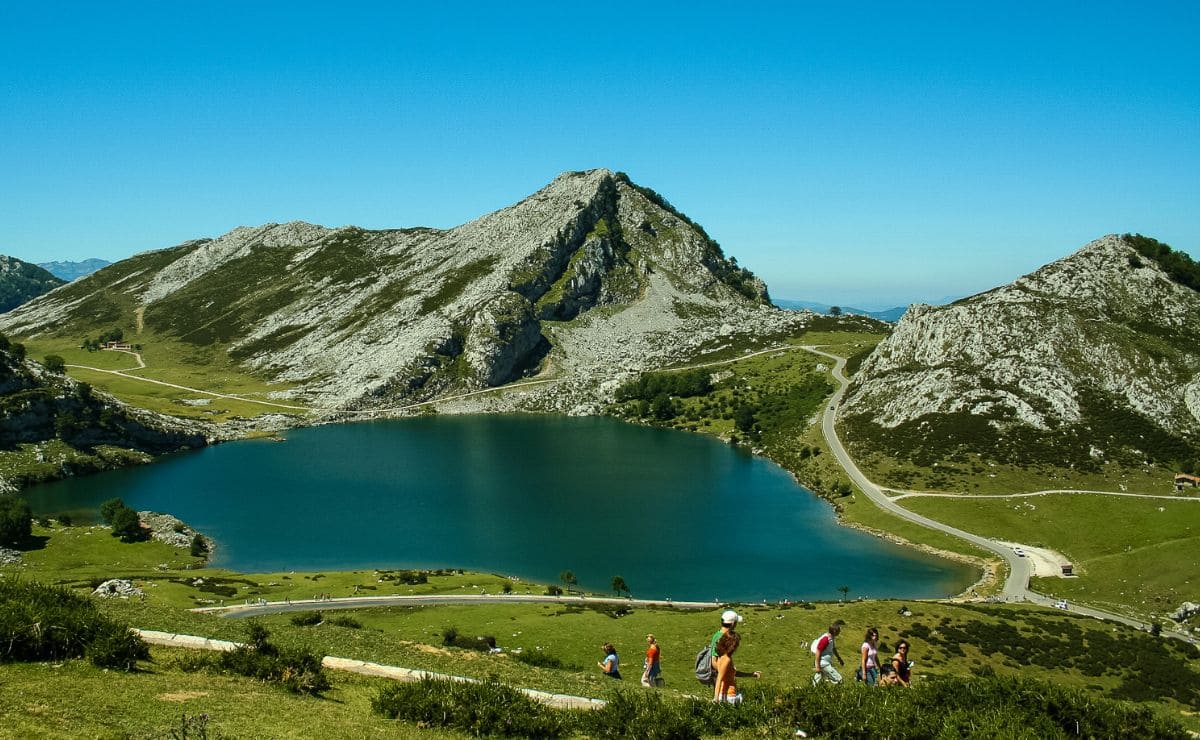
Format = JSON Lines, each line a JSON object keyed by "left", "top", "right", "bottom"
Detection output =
{"left": 2, "top": 169, "right": 798, "bottom": 415}
{"left": 92, "top": 579, "right": 143, "bottom": 599}
{"left": 842, "top": 235, "right": 1200, "bottom": 469}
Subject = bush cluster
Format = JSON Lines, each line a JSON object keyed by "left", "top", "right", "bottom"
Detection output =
{"left": 372, "top": 677, "right": 569, "bottom": 737}
{"left": 441, "top": 626, "right": 497, "bottom": 652}
{"left": 0, "top": 578, "right": 148, "bottom": 671}
{"left": 1125, "top": 233, "right": 1200, "bottom": 293}
{"left": 511, "top": 651, "right": 565, "bottom": 670}
{"left": 906, "top": 611, "right": 1200, "bottom": 708}
{"left": 615, "top": 369, "right": 712, "bottom": 404}
{"left": 181, "top": 622, "right": 330, "bottom": 696}
{"left": 99, "top": 497, "right": 147, "bottom": 543}
{"left": 372, "top": 675, "right": 1189, "bottom": 738}
{"left": 0, "top": 496, "right": 33, "bottom": 548}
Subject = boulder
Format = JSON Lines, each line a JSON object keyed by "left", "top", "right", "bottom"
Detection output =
{"left": 92, "top": 579, "right": 143, "bottom": 599}
{"left": 1170, "top": 601, "right": 1200, "bottom": 622}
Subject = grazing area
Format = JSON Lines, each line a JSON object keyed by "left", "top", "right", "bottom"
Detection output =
{"left": 21, "top": 332, "right": 306, "bottom": 422}
{"left": 898, "top": 493, "right": 1200, "bottom": 623}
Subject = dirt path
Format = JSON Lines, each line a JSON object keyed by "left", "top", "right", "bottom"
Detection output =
{"left": 65, "top": 363, "right": 309, "bottom": 412}
{"left": 134, "top": 629, "right": 606, "bottom": 710}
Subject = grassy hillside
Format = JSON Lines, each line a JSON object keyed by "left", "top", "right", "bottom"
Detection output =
{"left": 899, "top": 493, "right": 1200, "bottom": 623}
{"left": 11, "top": 244, "right": 307, "bottom": 422}
{"left": 2, "top": 522, "right": 1197, "bottom": 736}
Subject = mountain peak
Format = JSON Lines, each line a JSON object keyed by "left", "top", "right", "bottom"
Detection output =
{"left": 0, "top": 172, "right": 796, "bottom": 412}
{"left": 842, "top": 233, "right": 1200, "bottom": 480}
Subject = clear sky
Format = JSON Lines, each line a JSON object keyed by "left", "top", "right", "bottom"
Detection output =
{"left": 2, "top": 2, "right": 1197, "bottom": 309}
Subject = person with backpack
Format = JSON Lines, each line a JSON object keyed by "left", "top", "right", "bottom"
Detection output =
{"left": 695, "top": 609, "right": 742, "bottom": 685}
{"left": 811, "top": 620, "right": 845, "bottom": 685}
{"left": 712, "top": 631, "right": 761, "bottom": 703}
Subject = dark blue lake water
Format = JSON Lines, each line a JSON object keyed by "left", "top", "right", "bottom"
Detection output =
{"left": 22, "top": 415, "right": 976, "bottom": 601}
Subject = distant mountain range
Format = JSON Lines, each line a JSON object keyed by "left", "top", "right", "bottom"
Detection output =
{"left": 0, "top": 256, "right": 65, "bottom": 313}
{"left": 1, "top": 169, "right": 812, "bottom": 413}
{"left": 37, "top": 258, "right": 111, "bottom": 282}
{"left": 842, "top": 234, "right": 1200, "bottom": 477}
{"left": 774, "top": 299, "right": 908, "bottom": 323}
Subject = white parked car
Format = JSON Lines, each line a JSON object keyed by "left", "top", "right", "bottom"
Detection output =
{"left": 1014, "top": 547, "right": 1025, "bottom": 557}
{"left": 1054, "top": 599, "right": 1069, "bottom": 610}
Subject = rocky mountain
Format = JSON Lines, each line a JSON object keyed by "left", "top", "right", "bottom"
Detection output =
{"left": 37, "top": 258, "right": 111, "bottom": 282}
{"left": 0, "top": 334, "right": 207, "bottom": 492}
{"left": 841, "top": 234, "right": 1200, "bottom": 474}
{"left": 0, "top": 256, "right": 65, "bottom": 313}
{"left": 0, "top": 170, "right": 807, "bottom": 415}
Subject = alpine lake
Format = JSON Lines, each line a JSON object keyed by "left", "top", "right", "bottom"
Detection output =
{"left": 23, "top": 414, "right": 977, "bottom": 602}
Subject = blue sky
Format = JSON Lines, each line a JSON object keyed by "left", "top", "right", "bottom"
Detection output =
{"left": 2, "top": 2, "right": 1197, "bottom": 308}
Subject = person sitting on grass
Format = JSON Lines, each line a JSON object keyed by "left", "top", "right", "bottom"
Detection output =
{"left": 882, "top": 639, "right": 912, "bottom": 687}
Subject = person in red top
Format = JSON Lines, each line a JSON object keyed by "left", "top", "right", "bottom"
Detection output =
{"left": 641, "top": 634, "right": 661, "bottom": 686}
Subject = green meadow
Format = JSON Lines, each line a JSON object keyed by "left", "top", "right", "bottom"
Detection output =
{"left": 22, "top": 333, "right": 307, "bottom": 421}
{"left": 898, "top": 493, "right": 1200, "bottom": 622}
{"left": 2, "top": 520, "right": 1198, "bottom": 736}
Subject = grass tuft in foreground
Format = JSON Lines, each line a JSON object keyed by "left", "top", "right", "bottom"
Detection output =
{"left": 371, "top": 674, "right": 1190, "bottom": 739}
{"left": 0, "top": 577, "right": 148, "bottom": 670}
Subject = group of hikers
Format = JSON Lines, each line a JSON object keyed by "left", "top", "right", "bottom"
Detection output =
{"left": 810, "top": 619, "right": 911, "bottom": 689}
{"left": 596, "top": 610, "right": 913, "bottom": 702}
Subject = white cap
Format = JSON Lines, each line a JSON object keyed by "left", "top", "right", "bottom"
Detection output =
{"left": 721, "top": 609, "right": 743, "bottom": 625}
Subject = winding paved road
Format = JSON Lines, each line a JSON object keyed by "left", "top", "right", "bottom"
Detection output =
{"left": 194, "top": 593, "right": 716, "bottom": 619}
{"left": 801, "top": 345, "right": 1195, "bottom": 642}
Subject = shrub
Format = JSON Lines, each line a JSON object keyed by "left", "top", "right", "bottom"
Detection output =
{"left": 110, "top": 505, "right": 147, "bottom": 543}
{"left": 0, "top": 497, "right": 32, "bottom": 547}
{"left": 99, "top": 497, "right": 125, "bottom": 524}
{"left": 85, "top": 627, "right": 151, "bottom": 671}
{"left": 372, "top": 677, "right": 569, "bottom": 737}
{"left": 512, "top": 651, "right": 565, "bottom": 670}
{"left": 56, "top": 513, "right": 72, "bottom": 527}
{"left": 327, "top": 615, "right": 362, "bottom": 629}
{"left": 290, "top": 611, "right": 323, "bottom": 627}
{"left": 189, "top": 533, "right": 208, "bottom": 558}
{"left": 442, "top": 626, "right": 496, "bottom": 652}
{"left": 216, "top": 623, "right": 329, "bottom": 696}
{"left": 0, "top": 578, "right": 147, "bottom": 670}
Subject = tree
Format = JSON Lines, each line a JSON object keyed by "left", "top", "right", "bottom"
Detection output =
{"left": 545, "top": 585, "right": 563, "bottom": 596}
{"left": 828, "top": 306, "right": 842, "bottom": 316}
{"left": 611, "top": 575, "right": 629, "bottom": 597}
{"left": 734, "top": 404, "right": 757, "bottom": 433}
{"left": 43, "top": 355, "right": 66, "bottom": 373}
{"left": 559, "top": 570, "right": 577, "bottom": 592}
{"left": 99, "top": 498, "right": 126, "bottom": 525}
{"left": 837, "top": 585, "right": 850, "bottom": 601}
{"left": 190, "top": 534, "right": 209, "bottom": 558}
{"left": 0, "top": 496, "right": 33, "bottom": 548}
{"left": 110, "top": 506, "right": 145, "bottom": 543}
